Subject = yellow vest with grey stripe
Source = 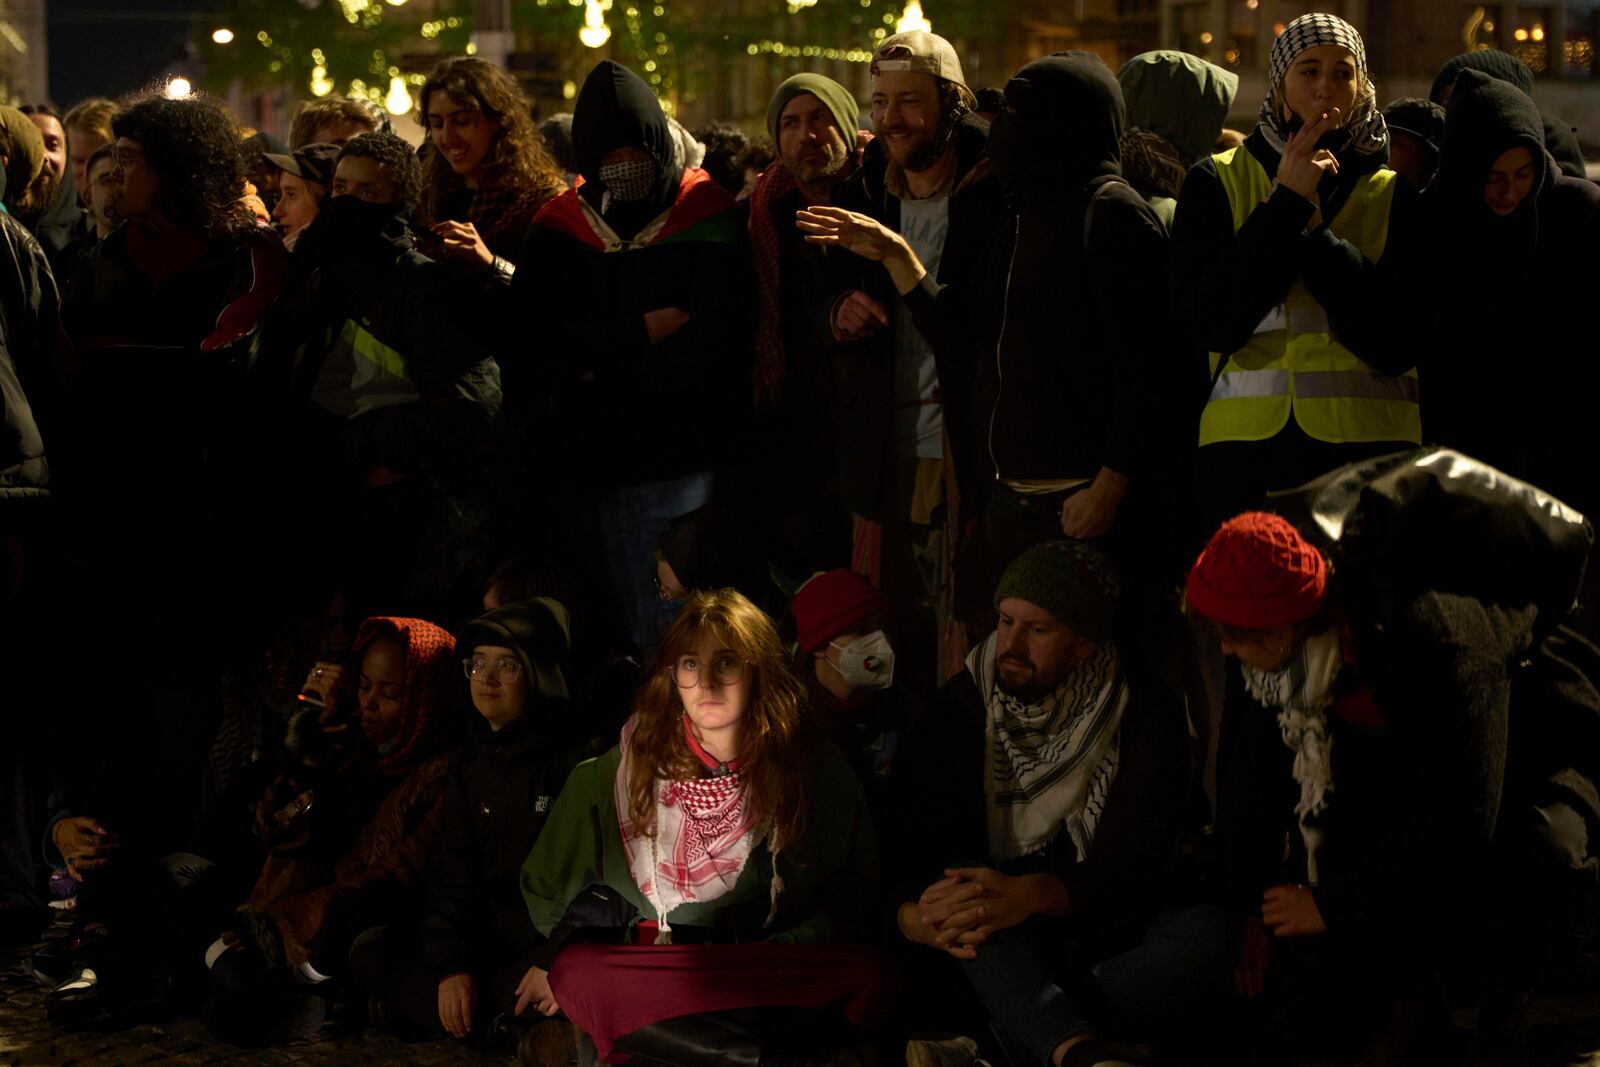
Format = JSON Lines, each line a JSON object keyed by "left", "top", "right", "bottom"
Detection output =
{"left": 1198, "top": 146, "right": 1421, "bottom": 448}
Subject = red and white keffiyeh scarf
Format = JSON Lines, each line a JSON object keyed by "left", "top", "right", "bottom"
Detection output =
{"left": 615, "top": 715, "right": 769, "bottom": 941}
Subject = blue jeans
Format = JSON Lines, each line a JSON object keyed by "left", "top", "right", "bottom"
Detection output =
{"left": 596, "top": 470, "right": 715, "bottom": 651}
{"left": 961, "top": 905, "right": 1228, "bottom": 1066}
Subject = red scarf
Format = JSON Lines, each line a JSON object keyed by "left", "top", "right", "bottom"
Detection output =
{"left": 532, "top": 166, "right": 737, "bottom": 251}
{"left": 747, "top": 132, "right": 871, "bottom": 411}
{"left": 614, "top": 714, "right": 762, "bottom": 941}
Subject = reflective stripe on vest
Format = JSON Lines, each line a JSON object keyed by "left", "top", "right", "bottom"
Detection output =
{"left": 1198, "top": 146, "right": 1421, "bottom": 448}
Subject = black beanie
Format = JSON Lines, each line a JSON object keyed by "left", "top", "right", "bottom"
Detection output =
{"left": 994, "top": 540, "right": 1121, "bottom": 644}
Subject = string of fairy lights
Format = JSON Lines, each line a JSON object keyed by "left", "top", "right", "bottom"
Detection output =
{"left": 205, "top": 0, "right": 935, "bottom": 113}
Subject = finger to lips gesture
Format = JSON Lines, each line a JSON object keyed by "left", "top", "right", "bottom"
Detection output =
{"left": 1276, "top": 108, "right": 1341, "bottom": 204}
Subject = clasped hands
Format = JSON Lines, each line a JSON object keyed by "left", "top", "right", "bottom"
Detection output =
{"left": 899, "top": 867, "right": 1068, "bottom": 961}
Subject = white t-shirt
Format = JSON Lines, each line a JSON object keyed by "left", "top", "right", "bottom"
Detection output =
{"left": 892, "top": 194, "right": 950, "bottom": 460}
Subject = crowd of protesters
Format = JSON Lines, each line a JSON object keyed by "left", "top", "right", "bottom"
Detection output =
{"left": 2, "top": 12, "right": 1599, "bottom": 1067}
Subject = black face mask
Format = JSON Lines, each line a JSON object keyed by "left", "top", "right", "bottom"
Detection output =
{"left": 986, "top": 108, "right": 1027, "bottom": 190}
{"left": 312, "top": 195, "right": 400, "bottom": 244}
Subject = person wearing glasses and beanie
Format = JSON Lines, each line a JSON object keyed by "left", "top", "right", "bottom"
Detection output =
{"left": 355, "top": 598, "right": 596, "bottom": 1047}
{"left": 516, "top": 589, "right": 891, "bottom": 1066}
{"left": 1187, "top": 509, "right": 1600, "bottom": 1064}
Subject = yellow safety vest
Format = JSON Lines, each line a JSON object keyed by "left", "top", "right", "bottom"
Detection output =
{"left": 1198, "top": 147, "right": 1421, "bottom": 447}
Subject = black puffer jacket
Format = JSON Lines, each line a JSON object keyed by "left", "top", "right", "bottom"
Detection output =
{"left": 822, "top": 112, "right": 1004, "bottom": 519}
{"left": 56, "top": 220, "right": 286, "bottom": 569}
{"left": 274, "top": 201, "right": 503, "bottom": 493}
{"left": 422, "top": 599, "right": 596, "bottom": 979}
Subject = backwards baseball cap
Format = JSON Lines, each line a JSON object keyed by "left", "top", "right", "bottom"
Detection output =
{"left": 263, "top": 142, "right": 341, "bottom": 189}
{"left": 871, "top": 31, "right": 976, "bottom": 108}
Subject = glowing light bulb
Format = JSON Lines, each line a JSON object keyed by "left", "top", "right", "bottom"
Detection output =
{"left": 211, "top": 28, "right": 235, "bottom": 44}
{"left": 310, "top": 65, "right": 335, "bottom": 97}
{"left": 384, "top": 75, "right": 412, "bottom": 114}
{"left": 895, "top": 0, "right": 930, "bottom": 33}
{"left": 165, "top": 76, "right": 192, "bottom": 98}
{"left": 580, "top": 0, "right": 612, "bottom": 47}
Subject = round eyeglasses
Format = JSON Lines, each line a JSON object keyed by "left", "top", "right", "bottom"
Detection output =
{"left": 670, "top": 653, "right": 747, "bottom": 689}
{"left": 463, "top": 655, "right": 523, "bottom": 683}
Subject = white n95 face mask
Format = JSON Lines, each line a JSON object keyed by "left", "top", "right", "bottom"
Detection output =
{"left": 829, "top": 630, "right": 895, "bottom": 689}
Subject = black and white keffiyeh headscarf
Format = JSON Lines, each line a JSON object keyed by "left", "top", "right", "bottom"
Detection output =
{"left": 970, "top": 633, "right": 1130, "bottom": 863}
{"left": 1241, "top": 627, "right": 1343, "bottom": 884}
{"left": 1259, "top": 12, "right": 1388, "bottom": 159}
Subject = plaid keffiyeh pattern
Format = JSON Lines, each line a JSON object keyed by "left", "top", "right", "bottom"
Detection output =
{"left": 1259, "top": 12, "right": 1389, "bottom": 160}
{"left": 615, "top": 715, "right": 763, "bottom": 938}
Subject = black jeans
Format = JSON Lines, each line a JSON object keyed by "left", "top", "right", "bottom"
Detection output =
{"left": 351, "top": 921, "right": 542, "bottom": 1041}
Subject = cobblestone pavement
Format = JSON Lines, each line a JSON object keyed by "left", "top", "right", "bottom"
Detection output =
{"left": 5, "top": 937, "right": 1599, "bottom": 1066}
{"left": 0, "top": 942, "right": 510, "bottom": 1067}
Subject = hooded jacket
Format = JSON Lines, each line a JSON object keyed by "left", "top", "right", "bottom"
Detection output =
{"left": 421, "top": 599, "right": 597, "bottom": 979}
{"left": 1422, "top": 70, "right": 1600, "bottom": 515}
{"left": 823, "top": 111, "right": 1004, "bottom": 519}
{"left": 506, "top": 61, "right": 752, "bottom": 487}
{"left": 900, "top": 53, "right": 1190, "bottom": 519}
{"left": 1117, "top": 51, "right": 1239, "bottom": 166}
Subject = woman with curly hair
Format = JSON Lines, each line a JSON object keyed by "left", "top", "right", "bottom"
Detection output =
{"left": 419, "top": 56, "right": 566, "bottom": 279}
{"left": 516, "top": 589, "right": 891, "bottom": 1064}
{"left": 53, "top": 92, "right": 287, "bottom": 836}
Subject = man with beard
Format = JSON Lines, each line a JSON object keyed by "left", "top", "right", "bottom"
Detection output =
{"left": 745, "top": 73, "right": 868, "bottom": 578}
{"left": 814, "top": 31, "right": 1003, "bottom": 692}
{"left": 886, "top": 540, "right": 1218, "bottom": 1066}
{"left": 802, "top": 52, "right": 1193, "bottom": 641}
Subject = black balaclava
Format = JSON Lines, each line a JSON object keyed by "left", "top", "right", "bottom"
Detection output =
{"left": 987, "top": 51, "right": 1123, "bottom": 208}
{"left": 572, "top": 60, "right": 683, "bottom": 242}
{"left": 1435, "top": 68, "right": 1548, "bottom": 249}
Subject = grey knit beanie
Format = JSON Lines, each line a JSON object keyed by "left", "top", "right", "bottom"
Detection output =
{"left": 994, "top": 540, "right": 1120, "bottom": 643}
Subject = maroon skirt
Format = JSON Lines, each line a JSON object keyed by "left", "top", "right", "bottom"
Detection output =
{"left": 548, "top": 941, "right": 893, "bottom": 1062}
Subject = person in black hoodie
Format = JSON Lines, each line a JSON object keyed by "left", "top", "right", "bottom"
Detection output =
{"left": 354, "top": 597, "right": 591, "bottom": 1046}
{"left": 1421, "top": 68, "right": 1600, "bottom": 523}
{"left": 1428, "top": 49, "right": 1590, "bottom": 181}
{"left": 505, "top": 60, "right": 751, "bottom": 654}
{"left": 270, "top": 132, "right": 502, "bottom": 620}
{"left": 1171, "top": 13, "right": 1424, "bottom": 528}
{"left": 805, "top": 51, "right": 1192, "bottom": 619}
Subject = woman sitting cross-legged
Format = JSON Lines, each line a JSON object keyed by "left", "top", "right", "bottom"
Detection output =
{"left": 516, "top": 588, "right": 892, "bottom": 1066}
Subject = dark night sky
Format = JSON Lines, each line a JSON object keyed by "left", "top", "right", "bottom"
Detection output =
{"left": 47, "top": 0, "right": 201, "bottom": 105}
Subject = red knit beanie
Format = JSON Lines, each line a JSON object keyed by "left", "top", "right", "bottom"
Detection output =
{"left": 791, "top": 570, "right": 890, "bottom": 654}
{"left": 1186, "top": 512, "right": 1328, "bottom": 629}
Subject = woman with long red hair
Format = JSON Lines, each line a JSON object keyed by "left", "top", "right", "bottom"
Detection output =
{"left": 516, "top": 589, "right": 891, "bottom": 1063}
